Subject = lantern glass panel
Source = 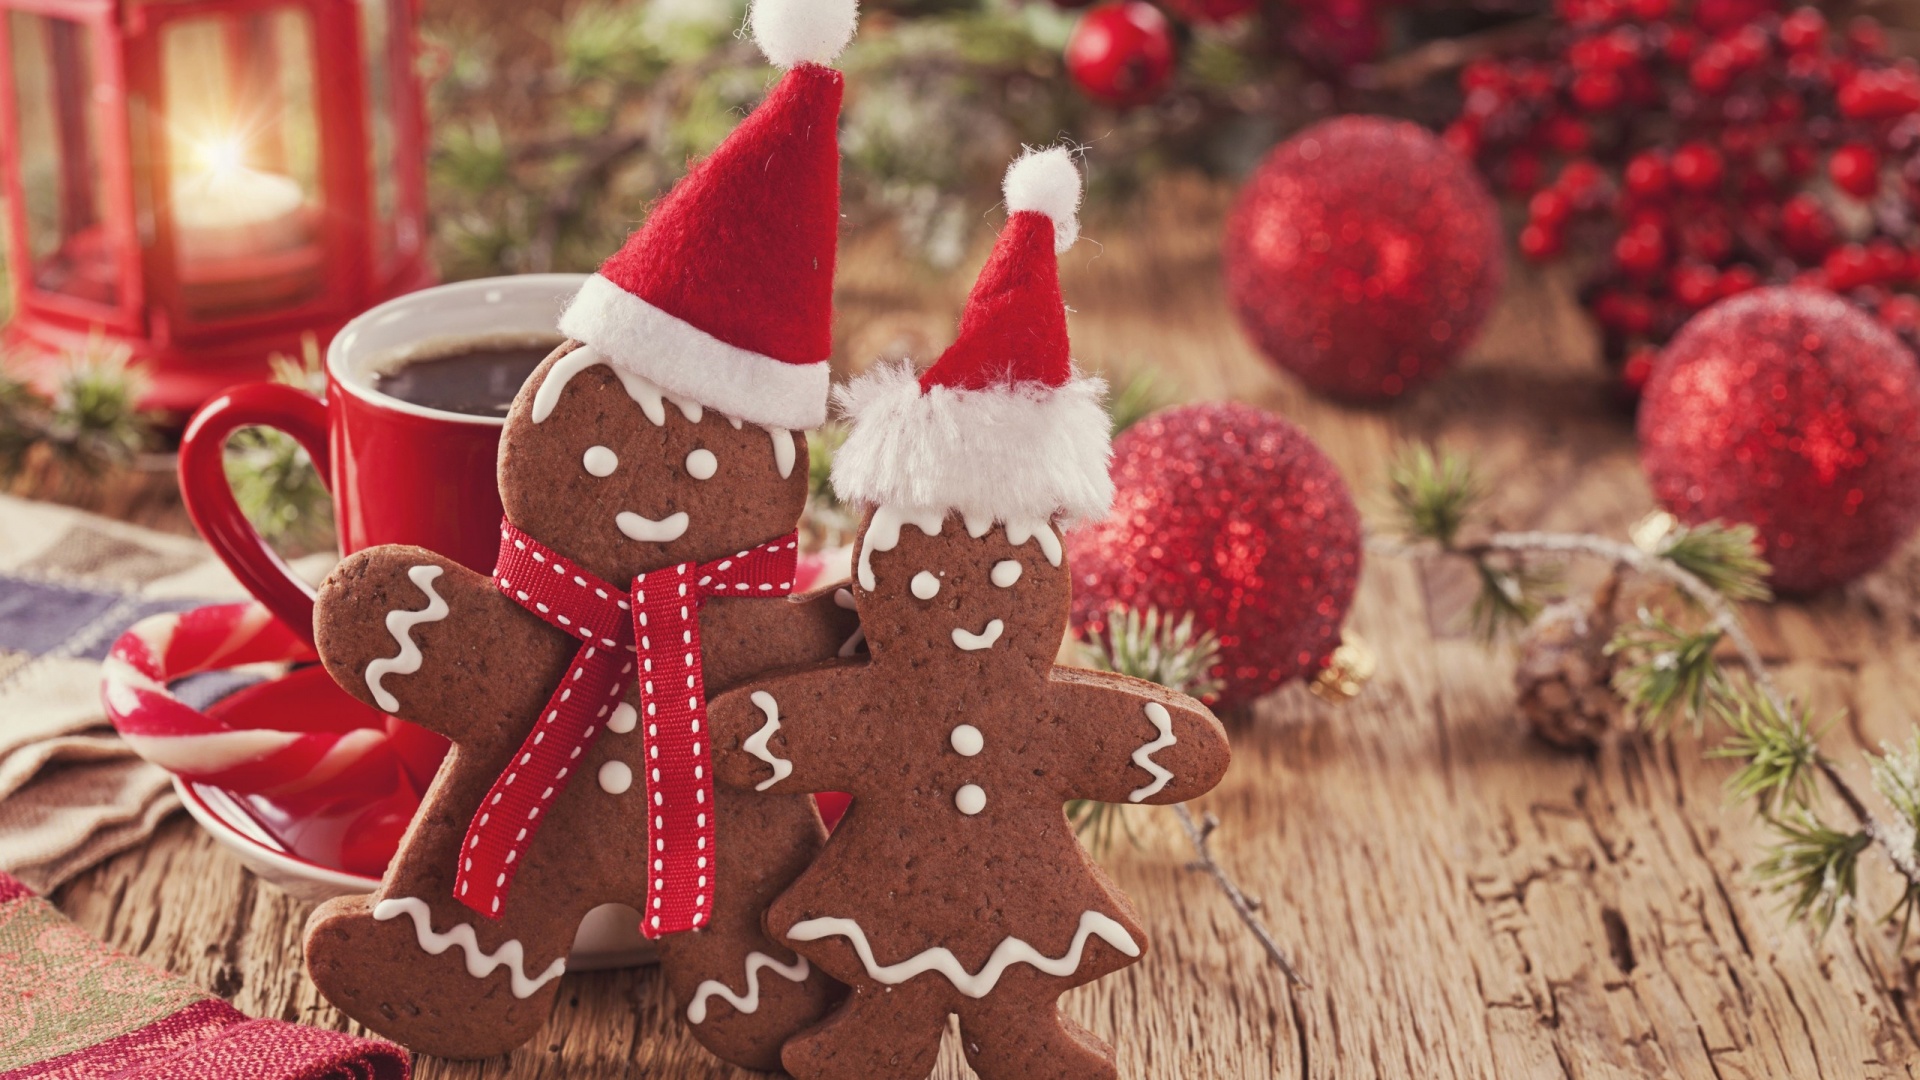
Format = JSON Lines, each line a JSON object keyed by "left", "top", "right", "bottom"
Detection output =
{"left": 358, "top": 0, "right": 397, "bottom": 267}
{"left": 160, "top": 8, "right": 324, "bottom": 321}
{"left": 8, "top": 12, "right": 117, "bottom": 307}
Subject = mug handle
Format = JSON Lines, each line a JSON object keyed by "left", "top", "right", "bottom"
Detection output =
{"left": 178, "top": 383, "right": 332, "bottom": 643}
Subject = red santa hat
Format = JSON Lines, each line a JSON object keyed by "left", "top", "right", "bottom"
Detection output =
{"left": 556, "top": 0, "right": 855, "bottom": 431}
{"left": 830, "top": 147, "right": 1113, "bottom": 526}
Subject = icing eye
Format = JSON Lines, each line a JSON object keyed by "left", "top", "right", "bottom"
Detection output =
{"left": 990, "top": 560, "right": 1023, "bottom": 588}
{"left": 686, "top": 448, "right": 718, "bottom": 480}
{"left": 949, "top": 724, "right": 983, "bottom": 756}
{"left": 583, "top": 446, "right": 618, "bottom": 477}
{"left": 910, "top": 571, "right": 941, "bottom": 600}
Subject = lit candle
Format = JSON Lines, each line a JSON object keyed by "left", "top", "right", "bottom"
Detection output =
{"left": 170, "top": 136, "right": 307, "bottom": 264}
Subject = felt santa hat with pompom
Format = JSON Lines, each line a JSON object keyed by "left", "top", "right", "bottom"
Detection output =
{"left": 556, "top": 0, "right": 855, "bottom": 431}
{"left": 831, "top": 147, "right": 1113, "bottom": 526}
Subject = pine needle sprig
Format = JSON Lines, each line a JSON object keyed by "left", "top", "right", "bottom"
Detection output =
{"left": 1078, "top": 606, "right": 1225, "bottom": 704}
{"left": 1386, "top": 443, "right": 1482, "bottom": 549}
{"left": 1643, "top": 518, "right": 1773, "bottom": 604}
{"left": 1106, "top": 369, "right": 1172, "bottom": 437}
{"left": 1755, "top": 810, "right": 1870, "bottom": 935}
{"left": 1607, "top": 612, "right": 1728, "bottom": 735}
{"left": 1709, "top": 687, "right": 1828, "bottom": 814}
{"left": 1468, "top": 559, "right": 1556, "bottom": 643}
{"left": 224, "top": 337, "right": 331, "bottom": 550}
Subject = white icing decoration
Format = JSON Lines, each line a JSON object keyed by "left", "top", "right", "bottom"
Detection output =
{"left": 837, "top": 627, "right": 866, "bottom": 659}
{"left": 743, "top": 691, "right": 793, "bottom": 791}
{"left": 857, "top": 505, "right": 947, "bottom": 592}
{"left": 373, "top": 897, "right": 566, "bottom": 999}
{"left": 686, "top": 448, "right": 718, "bottom": 480}
{"left": 766, "top": 426, "right": 796, "bottom": 479}
{"left": 990, "top": 560, "right": 1023, "bottom": 588}
{"left": 687, "top": 951, "right": 811, "bottom": 1024}
{"left": 531, "top": 346, "right": 704, "bottom": 428}
{"left": 785, "top": 910, "right": 1140, "bottom": 998}
{"left": 950, "top": 725, "right": 983, "bottom": 757}
{"left": 832, "top": 588, "right": 856, "bottom": 610}
{"left": 583, "top": 445, "right": 618, "bottom": 477}
{"left": 962, "top": 510, "right": 995, "bottom": 539}
{"left": 1127, "top": 702, "right": 1176, "bottom": 803}
{"left": 910, "top": 571, "right": 941, "bottom": 600}
{"left": 600, "top": 760, "right": 633, "bottom": 795}
{"left": 617, "top": 510, "right": 690, "bottom": 543}
{"left": 531, "top": 347, "right": 611, "bottom": 423}
{"left": 607, "top": 703, "right": 637, "bottom": 734}
{"left": 364, "top": 566, "right": 449, "bottom": 713}
{"left": 951, "top": 619, "right": 1004, "bottom": 652}
{"left": 1004, "top": 518, "right": 1063, "bottom": 567}
{"left": 955, "top": 783, "right": 986, "bottom": 815}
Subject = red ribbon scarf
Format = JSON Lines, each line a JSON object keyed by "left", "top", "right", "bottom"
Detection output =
{"left": 455, "top": 520, "right": 799, "bottom": 936}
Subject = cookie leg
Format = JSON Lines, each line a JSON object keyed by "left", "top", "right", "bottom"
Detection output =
{"left": 956, "top": 997, "right": 1118, "bottom": 1080}
{"left": 780, "top": 979, "right": 950, "bottom": 1080}
{"left": 304, "top": 891, "right": 578, "bottom": 1059}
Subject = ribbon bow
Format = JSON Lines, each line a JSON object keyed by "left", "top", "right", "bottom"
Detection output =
{"left": 456, "top": 521, "right": 798, "bottom": 935}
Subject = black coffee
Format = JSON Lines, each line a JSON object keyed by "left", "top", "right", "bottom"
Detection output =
{"left": 372, "top": 338, "right": 561, "bottom": 417}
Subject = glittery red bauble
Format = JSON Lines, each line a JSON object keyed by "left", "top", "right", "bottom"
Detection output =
{"left": 1224, "top": 116, "right": 1505, "bottom": 401}
{"left": 1640, "top": 287, "right": 1920, "bottom": 593}
{"left": 1068, "top": 402, "right": 1363, "bottom": 708}
{"left": 1065, "top": 2, "right": 1177, "bottom": 109}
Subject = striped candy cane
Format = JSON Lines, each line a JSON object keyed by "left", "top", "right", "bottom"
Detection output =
{"left": 102, "top": 603, "right": 406, "bottom": 799}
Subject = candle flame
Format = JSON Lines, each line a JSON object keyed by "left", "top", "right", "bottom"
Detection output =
{"left": 190, "top": 134, "right": 249, "bottom": 179}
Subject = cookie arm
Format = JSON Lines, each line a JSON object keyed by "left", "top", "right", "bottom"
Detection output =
{"left": 707, "top": 662, "right": 871, "bottom": 795}
{"left": 701, "top": 584, "right": 862, "bottom": 694}
{"left": 1045, "top": 667, "right": 1232, "bottom": 806}
{"left": 314, "top": 545, "right": 572, "bottom": 743}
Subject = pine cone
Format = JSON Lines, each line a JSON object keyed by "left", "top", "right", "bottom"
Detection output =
{"left": 1515, "top": 579, "right": 1620, "bottom": 750}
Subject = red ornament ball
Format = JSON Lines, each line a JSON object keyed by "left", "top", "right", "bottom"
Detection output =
{"left": 1068, "top": 402, "right": 1363, "bottom": 708}
{"left": 1639, "top": 287, "right": 1920, "bottom": 593}
{"left": 1224, "top": 116, "right": 1506, "bottom": 401}
{"left": 1065, "top": 2, "right": 1177, "bottom": 109}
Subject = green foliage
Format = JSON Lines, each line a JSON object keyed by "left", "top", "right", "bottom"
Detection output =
{"left": 1468, "top": 559, "right": 1555, "bottom": 643}
{"left": 1386, "top": 444, "right": 1482, "bottom": 549}
{"left": 800, "top": 424, "right": 856, "bottom": 549}
{"left": 1069, "top": 606, "right": 1224, "bottom": 853}
{"left": 1710, "top": 687, "right": 1827, "bottom": 814}
{"left": 223, "top": 338, "right": 332, "bottom": 551}
{"left": 0, "top": 337, "right": 151, "bottom": 481}
{"left": 1647, "top": 520, "right": 1772, "bottom": 603}
{"left": 1755, "top": 811, "right": 1869, "bottom": 935}
{"left": 1608, "top": 612, "right": 1729, "bottom": 736}
{"left": 1105, "top": 369, "right": 1172, "bottom": 437}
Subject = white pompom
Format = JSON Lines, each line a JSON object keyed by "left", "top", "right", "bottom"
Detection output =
{"left": 750, "top": 0, "right": 858, "bottom": 69}
{"left": 1003, "top": 146, "right": 1083, "bottom": 254}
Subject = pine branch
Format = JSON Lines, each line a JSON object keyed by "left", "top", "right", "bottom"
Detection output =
{"left": 1377, "top": 444, "right": 1920, "bottom": 941}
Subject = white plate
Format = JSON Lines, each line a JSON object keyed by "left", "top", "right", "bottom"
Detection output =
{"left": 175, "top": 776, "right": 657, "bottom": 970}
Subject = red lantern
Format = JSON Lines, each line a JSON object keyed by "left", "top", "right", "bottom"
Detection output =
{"left": 0, "top": 0, "right": 432, "bottom": 415}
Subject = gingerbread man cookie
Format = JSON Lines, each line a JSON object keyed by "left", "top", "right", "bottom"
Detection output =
{"left": 304, "top": 1, "right": 861, "bottom": 1064}
{"left": 707, "top": 149, "right": 1233, "bottom": 1080}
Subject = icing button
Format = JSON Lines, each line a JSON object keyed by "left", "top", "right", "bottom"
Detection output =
{"left": 950, "top": 724, "right": 984, "bottom": 757}
{"left": 599, "top": 760, "right": 634, "bottom": 795}
{"left": 955, "top": 783, "right": 986, "bottom": 815}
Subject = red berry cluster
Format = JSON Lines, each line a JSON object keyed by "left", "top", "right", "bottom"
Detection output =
{"left": 1063, "top": 0, "right": 1387, "bottom": 109}
{"left": 1447, "top": 0, "right": 1920, "bottom": 391}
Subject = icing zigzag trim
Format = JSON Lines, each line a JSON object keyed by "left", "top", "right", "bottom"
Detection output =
{"left": 364, "top": 565, "right": 450, "bottom": 713}
{"left": 373, "top": 897, "right": 566, "bottom": 999}
{"left": 1127, "top": 701, "right": 1176, "bottom": 803}
{"left": 686, "top": 951, "right": 811, "bottom": 1023}
{"left": 786, "top": 909, "right": 1139, "bottom": 998}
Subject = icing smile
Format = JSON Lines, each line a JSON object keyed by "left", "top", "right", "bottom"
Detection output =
{"left": 616, "top": 509, "right": 691, "bottom": 543}
{"left": 951, "top": 619, "right": 1004, "bottom": 651}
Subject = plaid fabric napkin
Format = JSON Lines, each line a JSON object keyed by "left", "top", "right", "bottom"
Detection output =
{"left": 0, "top": 494, "right": 332, "bottom": 892}
{"left": 0, "top": 871, "right": 408, "bottom": 1079}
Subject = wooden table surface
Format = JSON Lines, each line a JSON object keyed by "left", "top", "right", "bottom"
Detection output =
{"left": 51, "top": 181, "right": 1920, "bottom": 1078}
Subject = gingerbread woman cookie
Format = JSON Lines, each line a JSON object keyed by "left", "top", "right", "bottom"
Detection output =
{"left": 707, "top": 149, "right": 1233, "bottom": 1080}
{"left": 303, "top": 0, "right": 860, "bottom": 1064}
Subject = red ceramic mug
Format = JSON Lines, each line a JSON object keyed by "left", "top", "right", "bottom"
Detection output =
{"left": 179, "top": 274, "right": 586, "bottom": 642}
